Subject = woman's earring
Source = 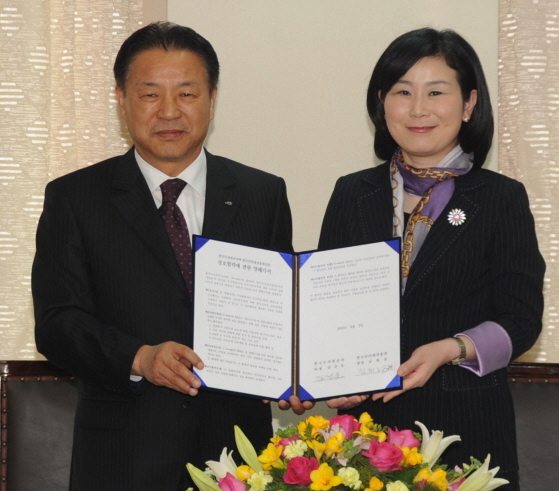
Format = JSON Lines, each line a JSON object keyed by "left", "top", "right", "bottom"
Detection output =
{"left": 463, "top": 117, "right": 469, "bottom": 123}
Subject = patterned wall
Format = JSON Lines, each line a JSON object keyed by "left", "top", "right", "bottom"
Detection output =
{"left": 0, "top": 0, "right": 142, "bottom": 359}
{"left": 499, "top": 0, "right": 559, "bottom": 362}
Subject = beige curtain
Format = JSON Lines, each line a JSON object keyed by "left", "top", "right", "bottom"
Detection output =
{"left": 499, "top": 0, "right": 559, "bottom": 362}
{"left": 0, "top": 0, "right": 142, "bottom": 359}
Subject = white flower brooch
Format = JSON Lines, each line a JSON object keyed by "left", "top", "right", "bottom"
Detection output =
{"left": 447, "top": 209, "right": 466, "bottom": 226}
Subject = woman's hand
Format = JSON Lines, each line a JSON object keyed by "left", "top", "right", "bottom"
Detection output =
{"left": 372, "top": 336, "right": 474, "bottom": 403}
{"left": 325, "top": 394, "right": 369, "bottom": 410}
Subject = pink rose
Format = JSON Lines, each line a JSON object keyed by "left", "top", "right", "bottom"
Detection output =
{"left": 218, "top": 473, "right": 246, "bottom": 491}
{"left": 362, "top": 438, "right": 404, "bottom": 472}
{"left": 283, "top": 456, "right": 319, "bottom": 486}
{"left": 387, "top": 428, "right": 420, "bottom": 448}
{"left": 329, "top": 414, "right": 360, "bottom": 439}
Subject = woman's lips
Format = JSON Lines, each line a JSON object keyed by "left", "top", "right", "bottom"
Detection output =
{"left": 407, "top": 126, "right": 435, "bottom": 133}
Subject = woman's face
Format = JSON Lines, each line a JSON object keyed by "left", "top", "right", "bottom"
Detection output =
{"left": 382, "top": 56, "right": 477, "bottom": 168}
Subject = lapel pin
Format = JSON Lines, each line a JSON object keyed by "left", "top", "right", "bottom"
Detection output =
{"left": 225, "top": 201, "right": 233, "bottom": 206}
{"left": 447, "top": 209, "right": 466, "bottom": 226}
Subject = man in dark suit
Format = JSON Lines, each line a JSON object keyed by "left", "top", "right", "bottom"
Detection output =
{"left": 32, "top": 22, "right": 301, "bottom": 491}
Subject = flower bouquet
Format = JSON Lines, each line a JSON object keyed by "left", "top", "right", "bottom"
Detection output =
{"left": 187, "top": 413, "right": 508, "bottom": 491}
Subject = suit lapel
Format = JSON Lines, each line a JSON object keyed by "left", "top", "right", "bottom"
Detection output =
{"left": 356, "top": 165, "right": 395, "bottom": 243}
{"left": 201, "top": 151, "right": 239, "bottom": 240}
{"left": 109, "top": 149, "right": 187, "bottom": 292}
{"left": 404, "top": 170, "right": 487, "bottom": 295}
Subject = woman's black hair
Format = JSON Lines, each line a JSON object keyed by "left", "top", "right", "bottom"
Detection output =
{"left": 367, "top": 28, "right": 493, "bottom": 169}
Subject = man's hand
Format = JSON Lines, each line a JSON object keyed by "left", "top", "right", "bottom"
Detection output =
{"left": 132, "top": 342, "right": 204, "bottom": 395}
{"left": 277, "top": 395, "right": 315, "bottom": 415}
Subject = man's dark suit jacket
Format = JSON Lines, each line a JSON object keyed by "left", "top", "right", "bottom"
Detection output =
{"left": 318, "top": 162, "right": 545, "bottom": 490}
{"left": 32, "top": 148, "right": 293, "bottom": 491}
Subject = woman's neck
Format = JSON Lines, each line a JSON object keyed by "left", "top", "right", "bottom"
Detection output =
{"left": 404, "top": 190, "right": 422, "bottom": 213}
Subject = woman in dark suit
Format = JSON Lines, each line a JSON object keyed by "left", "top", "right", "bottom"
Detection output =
{"left": 319, "top": 28, "right": 544, "bottom": 491}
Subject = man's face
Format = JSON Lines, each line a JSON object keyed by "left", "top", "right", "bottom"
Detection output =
{"left": 116, "top": 48, "right": 217, "bottom": 176}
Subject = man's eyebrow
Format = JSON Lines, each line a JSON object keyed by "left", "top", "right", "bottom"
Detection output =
{"left": 178, "top": 80, "right": 201, "bottom": 87}
{"left": 135, "top": 80, "right": 201, "bottom": 88}
{"left": 134, "top": 81, "right": 159, "bottom": 89}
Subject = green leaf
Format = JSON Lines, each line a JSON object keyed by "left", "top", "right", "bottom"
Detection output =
{"left": 234, "top": 425, "right": 263, "bottom": 472}
{"left": 185, "top": 463, "right": 221, "bottom": 491}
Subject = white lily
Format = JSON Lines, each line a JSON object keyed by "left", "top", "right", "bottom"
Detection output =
{"left": 186, "top": 463, "right": 221, "bottom": 491}
{"left": 234, "top": 425, "right": 264, "bottom": 472}
{"left": 205, "top": 447, "right": 238, "bottom": 479}
{"left": 454, "top": 454, "right": 509, "bottom": 491}
{"left": 415, "top": 421, "right": 461, "bottom": 469}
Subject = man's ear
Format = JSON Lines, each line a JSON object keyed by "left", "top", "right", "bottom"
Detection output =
{"left": 209, "top": 88, "right": 217, "bottom": 121}
{"left": 115, "top": 86, "right": 126, "bottom": 118}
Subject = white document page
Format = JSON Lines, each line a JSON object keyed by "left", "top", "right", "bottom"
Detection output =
{"left": 192, "top": 238, "right": 294, "bottom": 399}
{"left": 298, "top": 240, "right": 401, "bottom": 400}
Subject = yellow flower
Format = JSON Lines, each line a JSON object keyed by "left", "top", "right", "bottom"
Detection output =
{"left": 270, "top": 435, "right": 282, "bottom": 445}
{"left": 297, "top": 420, "right": 309, "bottom": 438}
{"left": 356, "top": 425, "right": 375, "bottom": 438}
{"left": 372, "top": 431, "right": 387, "bottom": 442}
{"left": 356, "top": 412, "right": 386, "bottom": 440}
{"left": 247, "top": 470, "right": 273, "bottom": 491}
{"left": 283, "top": 440, "right": 308, "bottom": 459}
{"left": 236, "top": 465, "right": 254, "bottom": 482}
{"left": 324, "top": 432, "right": 345, "bottom": 458}
{"left": 414, "top": 468, "right": 431, "bottom": 483}
{"left": 429, "top": 468, "right": 448, "bottom": 490}
{"left": 386, "top": 481, "right": 410, "bottom": 491}
{"left": 307, "top": 439, "right": 326, "bottom": 460}
{"left": 310, "top": 463, "right": 343, "bottom": 491}
{"left": 365, "top": 476, "right": 384, "bottom": 491}
{"left": 258, "top": 443, "right": 284, "bottom": 470}
{"left": 298, "top": 416, "right": 330, "bottom": 439}
{"left": 308, "top": 415, "right": 330, "bottom": 430}
{"left": 337, "top": 467, "right": 362, "bottom": 490}
{"left": 356, "top": 427, "right": 387, "bottom": 442}
{"left": 400, "top": 447, "right": 423, "bottom": 467}
{"left": 413, "top": 467, "right": 448, "bottom": 491}
{"left": 359, "top": 412, "right": 373, "bottom": 425}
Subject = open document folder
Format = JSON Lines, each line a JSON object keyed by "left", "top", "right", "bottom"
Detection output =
{"left": 192, "top": 236, "right": 402, "bottom": 401}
